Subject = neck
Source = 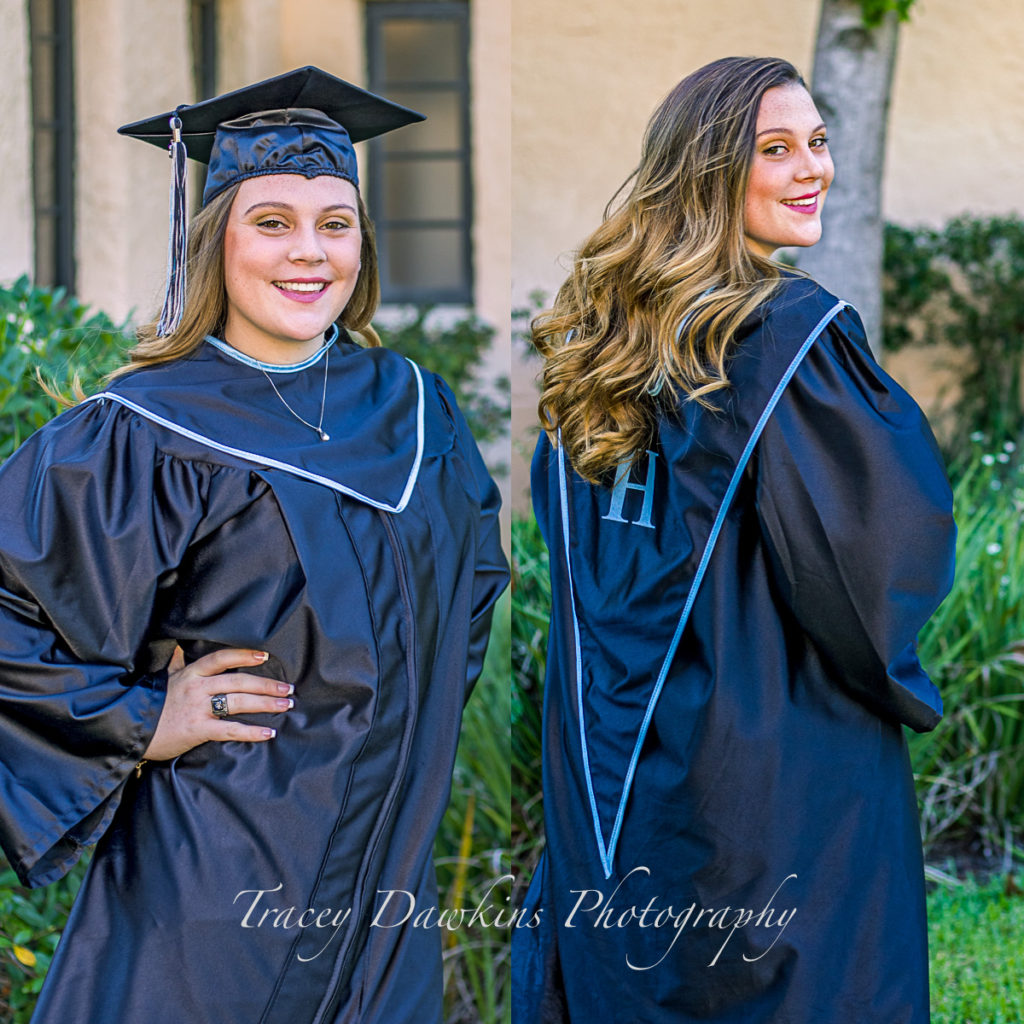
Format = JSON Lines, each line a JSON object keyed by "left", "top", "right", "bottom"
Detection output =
{"left": 221, "top": 323, "right": 327, "bottom": 366}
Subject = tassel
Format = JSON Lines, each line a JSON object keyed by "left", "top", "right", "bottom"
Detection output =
{"left": 156, "top": 113, "right": 188, "bottom": 337}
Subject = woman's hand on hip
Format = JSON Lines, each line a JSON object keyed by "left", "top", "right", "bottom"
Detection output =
{"left": 143, "top": 646, "right": 294, "bottom": 760}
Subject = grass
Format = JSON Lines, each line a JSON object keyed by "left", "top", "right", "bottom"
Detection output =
{"left": 928, "top": 875, "right": 1024, "bottom": 1023}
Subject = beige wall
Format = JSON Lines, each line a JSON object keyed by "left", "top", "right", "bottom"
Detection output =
{"left": 219, "top": 0, "right": 285, "bottom": 87}
{"left": 510, "top": 0, "right": 1024, "bottom": 508}
{"left": 887, "top": 0, "right": 1024, "bottom": 225}
{"left": 74, "top": 0, "right": 192, "bottom": 324}
{"left": 0, "top": 0, "right": 36, "bottom": 284}
{"left": 470, "top": 0, "right": 511, "bottom": 377}
{"left": 280, "top": 0, "right": 364, "bottom": 79}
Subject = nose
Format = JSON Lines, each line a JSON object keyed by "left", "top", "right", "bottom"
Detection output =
{"left": 288, "top": 222, "right": 326, "bottom": 264}
{"left": 796, "top": 144, "right": 829, "bottom": 183}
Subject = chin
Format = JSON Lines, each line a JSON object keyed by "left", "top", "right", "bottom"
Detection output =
{"left": 278, "top": 315, "right": 342, "bottom": 341}
{"left": 787, "top": 227, "right": 823, "bottom": 250}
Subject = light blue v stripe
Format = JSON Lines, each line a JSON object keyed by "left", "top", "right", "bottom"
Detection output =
{"left": 203, "top": 323, "right": 339, "bottom": 373}
{"left": 558, "top": 299, "right": 848, "bottom": 878}
{"left": 557, "top": 433, "right": 610, "bottom": 868}
{"left": 83, "top": 356, "right": 426, "bottom": 514}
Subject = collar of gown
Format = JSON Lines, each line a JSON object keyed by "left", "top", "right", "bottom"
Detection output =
{"left": 85, "top": 325, "right": 425, "bottom": 513}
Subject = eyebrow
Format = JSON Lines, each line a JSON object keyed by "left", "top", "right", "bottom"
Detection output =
{"left": 243, "top": 201, "right": 358, "bottom": 216}
{"left": 757, "top": 122, "right": 827, "bottom": 139}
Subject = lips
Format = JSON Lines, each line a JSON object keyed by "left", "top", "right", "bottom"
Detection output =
{"left": 780, "top": 192, "right": 821, "bottom": 214}
{"left": 273, "top": 279, "right": 330, "bottom": 303}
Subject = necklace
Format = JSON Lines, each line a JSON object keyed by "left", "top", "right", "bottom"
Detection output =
{"left": 260, "top": 346, "right": 331, "bottom": 441}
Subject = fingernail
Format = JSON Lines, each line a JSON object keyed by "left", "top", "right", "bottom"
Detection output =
{"left": 254, "top": 651, "right": 269, "bottom": 662}
{"left": 277, "top": 682, "right": 294, "bottom": 695}
{"left": 276, "top": 698, "right": 294, "bottom": 710}
{"left": 264, "top": 728, "right": 276, "bottom": 738}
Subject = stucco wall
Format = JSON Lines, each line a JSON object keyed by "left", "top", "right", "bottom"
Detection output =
{"left": 218, "top": 0, "right": 284, "bottom": 89}
{"left": 886, "top": 1, "right": 1024, "bottom": 225}
{"left": 471, "top": 0, "right": 511, "bottom": 367}
{"left": 280, "top": 0, "right": 363, "bottom": 78}
{"left": 0, "top": 0, "right": 33, "bottom": 285}
{"left": 74, "top": 0, "right": 192, "bottom": 324}
{"left": 471, "top": 0, "right": 513, "bottom": 537}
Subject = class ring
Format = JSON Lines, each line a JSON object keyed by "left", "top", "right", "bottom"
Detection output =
{"left": 210, "top": 693, "right": 230, "bottom": 718}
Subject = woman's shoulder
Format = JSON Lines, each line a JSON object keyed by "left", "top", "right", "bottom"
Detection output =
{"left": 721, "top": 274, "right": 852, "bottom": 392}
{"left": 0, "top": 398, "right": 234, "bottom": 540}
{"left": 9, "top": 392, "right": 157, "bottom": 461}
{"left": 3, "top": 388, "right": 262, "bottom": 519}
{"left": 760, "top": 278, "right": 936, "bottom": 448}
{"left": 758, "top": 273, "right": 850, "bottom": 338}
{"left": 3, "top": 396, "right": 242, "bottom": 483}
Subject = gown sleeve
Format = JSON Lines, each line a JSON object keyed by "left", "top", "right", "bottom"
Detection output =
{"left": 754, "top": 305, "right": 956, "bottom": 733}
{"left": 432, "top": 376, "right": 510, "bottom": 700}
{"left": 0, "top": 400, "right": 209, "bottom": 887}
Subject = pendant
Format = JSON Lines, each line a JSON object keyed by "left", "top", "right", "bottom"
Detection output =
{"left": 318, "top": 429, "right": 330, "bottom": 442}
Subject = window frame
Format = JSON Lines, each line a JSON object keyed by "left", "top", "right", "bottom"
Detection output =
{"left": 365, "top": 0, "right": 473, "bottom": 305}
{"left": 28, "top": 0, "right": 76, "bottom": 292}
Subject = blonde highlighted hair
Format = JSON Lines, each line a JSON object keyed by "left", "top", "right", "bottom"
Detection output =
{"left": 535, "top": 56, "right": 806, "bottom": 482}
{"left": 110, "top": 180, "right": 382, "bottom": 380}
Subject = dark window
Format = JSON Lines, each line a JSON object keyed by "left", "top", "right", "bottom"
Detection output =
{"left": 191, "top": 0, "right": 219, "bottom": 101}
{"left": 190, "top": 0, "right": 219, "bottom": 208}
{"left": 366, "top": 1, "right": 472, "bottom": 304}
{"left": 28, "top": 0, "right": 75, "bottom": 291}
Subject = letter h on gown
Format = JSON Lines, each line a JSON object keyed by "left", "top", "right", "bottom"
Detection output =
{"left": 601, "top": 450, "right": 658, "bottom": 529}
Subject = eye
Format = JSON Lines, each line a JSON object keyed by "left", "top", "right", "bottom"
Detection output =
{"left": 256, "top": 217, "right": 288, "bottom": 230}
{"left": 762, "top": 143, "right": 788, "bottom": 157}
{"left": 810, "top": 135, "right": 830, "bottom": 149}
{"left": 321, "top": 219, "right": 355, "bottom": 231}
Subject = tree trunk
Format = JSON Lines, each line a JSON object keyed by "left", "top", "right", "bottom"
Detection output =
{"left": 796, "top": 0, "right": 901, "bottom": 355}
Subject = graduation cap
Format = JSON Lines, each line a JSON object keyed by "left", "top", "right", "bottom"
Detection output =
{"left": 118, "top": 66, "right": 424, "bottom": 337}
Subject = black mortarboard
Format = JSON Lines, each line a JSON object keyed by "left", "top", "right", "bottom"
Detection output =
{"left": 118, "top": 66, "right": 424, "bottom": 336}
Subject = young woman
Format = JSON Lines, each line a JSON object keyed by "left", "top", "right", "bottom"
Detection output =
{"left": 0, "top": 67, "right": 508, "bottom": 1023}
{"left": 514, "top": 57, "right": 954, "bottom": 1023}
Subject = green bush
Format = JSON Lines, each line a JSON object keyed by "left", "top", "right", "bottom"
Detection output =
{"left": 883, "top": 216, "right": 1024, "bottom": 459}
{"left": 0, "top": 277, "right": 126, "bottom": 1021}
{"left": 378, "top": 308, "right": 510, "bottom": 463}
{"left": 510, "top": 514, "right": 548, "bottom": 899}
{"left": 435, "top": 594, "right": 511, "bottom": 1024}
{"left": 912, "top": 440, "right": 1024, "bottom": 854}
{"left": 0, "top": 857, "right": 89, "bottom": 1023}
{"left": 0, "top": 276, "right": 128, "bottom": 461}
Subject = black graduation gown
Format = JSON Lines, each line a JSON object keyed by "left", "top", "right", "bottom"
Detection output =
{"left": 513, "top": 277, "right": 955, "bottom": 1023}
{"left": 0, "top": 331, "right": 509, "bottom": 1024}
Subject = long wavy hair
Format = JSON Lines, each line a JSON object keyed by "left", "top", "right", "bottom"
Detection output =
{"left": 535, "top": 56, "right": 806, "bottom": 482}
{"left": 109, "top": 179, "right": 382, "bottom": 380}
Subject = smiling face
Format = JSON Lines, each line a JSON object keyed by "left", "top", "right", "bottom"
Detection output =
{"left": 743, "top": 84, "right": 834, "bottom": 258}
{"left": 222, "top": 174, "right": 363, "bottom": 364}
